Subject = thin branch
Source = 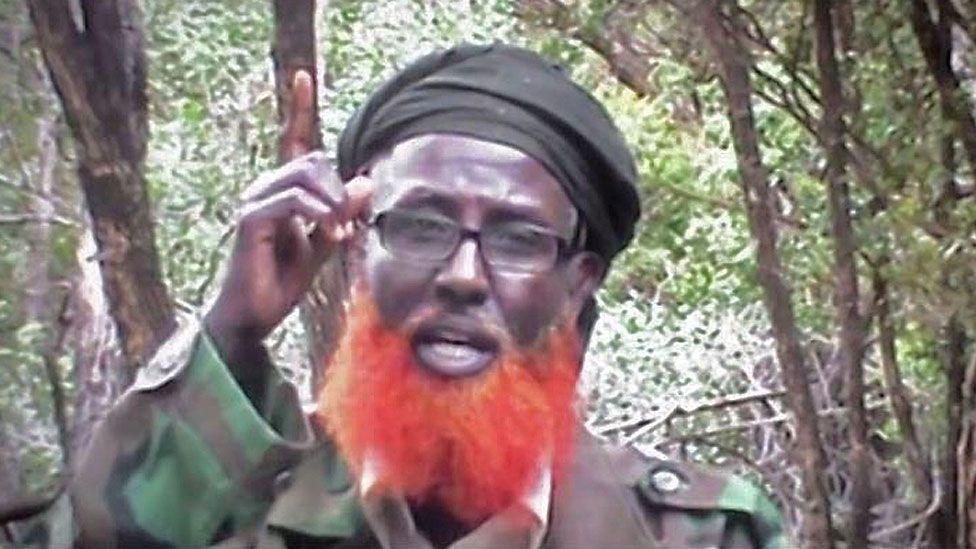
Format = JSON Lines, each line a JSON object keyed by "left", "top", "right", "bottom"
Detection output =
{"left": 657, "top": 398, "right": 889, "bottom": 443}
{"left": 593, "top": 388, "right": 787, "bottom": 435}
{"left": 681, "top": 388, "right": 788, "bottom": 414}
{"left": 751, "top": 67, "right": 819, "bottom": 135}
{"left": 869, "top": 477, "right": 943, "bottom": 542}
{"left": 42, "top": 292, "right": 74, "bottom": 465}
{"left": 622, "top": 403, "right": 679, "bottom": 445}
{"left": 192, "top": 224, "right": 235, "bottom": 305}
{"left": 653, "top": 180, "right": 740, "bottom": 210}
{"left": 0, "top": 174, "right": 73, "bottom": 214}
{"left": 0, "top": 43, "right": 18, "bottom": 63}
{"left": 0, "top": 126, "right": 35, "bottom": 187}
{"left": 0, "top": 214, "right": 76, "bottom": 227}
{"left": 726, "top": 5, "right": 822, "bottom": 105}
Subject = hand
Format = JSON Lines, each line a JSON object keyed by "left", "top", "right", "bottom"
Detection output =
{"left": 204, "top": 70, "right": 373, "bottom": 367}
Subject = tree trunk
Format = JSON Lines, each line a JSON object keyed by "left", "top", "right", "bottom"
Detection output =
{"left": 273, "top": 0, "right": 325, "bottom": 156}
{"left": 960, "top": 349, "right": 976, "bottom": 549}
{"left": 909, "top": 0, "right": 976, "bottom": 175}
{"left": 945, "top": 314, "right": 966, "bottom": 548}
{"left": 24, "top": 99, "right": 63, "bottom": 461}
{"left": 15, "top": 22, "right": 125, "bottom": 465}
{"left": 26, "top": 0, "right": 175, "bottom": 378}
{"left": 679, "top": 1, "right": 834, "bottom": 545}
{"left": 25, "top": 57, "right": 76, "bottom": 468}
{"left": 271, "top": 0, "right": 346, "bottom": 392}
{"left": 873, "top": 266, "right": 935, "bottom": 533}
{"left": 812, "top": 1, "right": 870, "bottom": 545}
{"left": 935, "top": 107, "right": 965, "bottom": 547}
{"left": 67, "top": 220, "right": 127, "bottom": 463}
{"left": 517, "top": 0, "right": 655, "bottom": 98}
{"left": 23, "top": 103, "right": 54, "bottom": 334}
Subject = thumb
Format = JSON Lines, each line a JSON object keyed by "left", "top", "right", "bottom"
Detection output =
{"left": 281, "top": 70, "right": 316, "bottom": 161}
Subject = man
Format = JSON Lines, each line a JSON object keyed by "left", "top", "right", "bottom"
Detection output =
{"left": 9, "top": 44, "right": 784, "bottom": 548}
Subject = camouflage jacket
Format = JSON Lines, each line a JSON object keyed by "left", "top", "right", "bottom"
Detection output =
{"left": 5, "top": 320, "right": 786, "bottom": 548}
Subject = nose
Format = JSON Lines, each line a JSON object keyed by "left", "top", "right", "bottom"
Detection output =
{"left": 434, "top": 238, "right": 489, "bottom": 306}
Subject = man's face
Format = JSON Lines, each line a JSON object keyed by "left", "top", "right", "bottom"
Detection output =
{"left": 354, "top": 133, "right": 602, "bottom": 377}
{"left": 324, "top": 135, "right": 603, "bottom": 520}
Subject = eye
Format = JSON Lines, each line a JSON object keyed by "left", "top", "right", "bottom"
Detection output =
{"left": 397, "top": 213, "right": 454, "bottom": 242}
{"left": 486, "top": 224, "right": 555, "bottom": 256}
{"left": 381, "top": 211, "right": 458, "bottom": 257}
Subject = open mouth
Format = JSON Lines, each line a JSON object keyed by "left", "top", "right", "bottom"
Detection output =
{"left": 412, "top": 322, "right": 499, "bottom": 378}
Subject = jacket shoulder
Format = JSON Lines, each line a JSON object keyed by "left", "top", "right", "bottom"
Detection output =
{"left": 553, "top": 432, "right": 787, "bottom": 548}
{"left": 610, "top": 443, "right": 787, "bottom": 548}
{"left": 626, "top": 449, "right": 771, "bottom": 513}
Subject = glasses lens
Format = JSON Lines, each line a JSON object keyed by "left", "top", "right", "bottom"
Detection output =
{"left": 482, "top": 223, "right": 559, "bottom": 272}
{"left": 380, "top": 211, "right": 458, "bottom": 260}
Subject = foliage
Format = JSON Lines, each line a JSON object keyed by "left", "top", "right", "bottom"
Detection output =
{"left": 145, "top": 0, "right": 278, "bottom": 309}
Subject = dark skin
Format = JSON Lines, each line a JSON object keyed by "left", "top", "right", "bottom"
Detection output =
{"left": 204, "top": 71, "right": 604, "bottom": 542}
{"left": 360, "top": 133, "right": 603, "bottom": 376}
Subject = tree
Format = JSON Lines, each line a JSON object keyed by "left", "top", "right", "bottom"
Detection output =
{"left": 811, "top": 1, "right": 868, "bottom": 545}
{"left": 682, "top": 3, "right": 833, "bottom": 545}
{"left": 26, "top": 0, "right": 175, "bottom": 373}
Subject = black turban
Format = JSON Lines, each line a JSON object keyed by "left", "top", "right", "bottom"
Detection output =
{"left": 337, "top": 43, "right": 640, "bottom": 262}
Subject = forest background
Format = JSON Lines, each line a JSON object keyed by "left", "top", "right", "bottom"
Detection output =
{"left": 2, "top": 0, "right": 976, "bottom": 547}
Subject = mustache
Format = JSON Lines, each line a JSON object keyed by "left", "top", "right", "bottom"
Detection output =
{"left": 400, "top": 307, "right": 511, "bottom": 344}
{"left": 346, "top": 280, "right": 511, "bottom": 344}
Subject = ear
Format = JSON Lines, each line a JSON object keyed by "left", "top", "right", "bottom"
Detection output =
{"left": 563, "top": 251, "right": 605, "bottom": 321}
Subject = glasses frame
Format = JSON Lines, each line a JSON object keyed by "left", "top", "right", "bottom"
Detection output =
{"left": 367, "top": 209, "right": 580, "bottom": 273}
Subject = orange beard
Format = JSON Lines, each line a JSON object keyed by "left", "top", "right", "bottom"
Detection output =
{"left": 316, "top": 291, "right": 581, "bottom": 526}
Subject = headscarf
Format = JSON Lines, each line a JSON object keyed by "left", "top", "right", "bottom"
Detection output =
{"left": 337, "top": 43, "right": 640, "bottom": 262}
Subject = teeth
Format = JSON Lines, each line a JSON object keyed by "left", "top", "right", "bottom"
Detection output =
{"left": 415, "top": 338, "right": 495, "bottom": 376}
{"left": 429, "top": 342, "right": 475, "bottom": 359}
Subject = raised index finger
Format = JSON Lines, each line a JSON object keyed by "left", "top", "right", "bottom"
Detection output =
{"left": 281, "top": 70, "right": 316, "bottom": 162}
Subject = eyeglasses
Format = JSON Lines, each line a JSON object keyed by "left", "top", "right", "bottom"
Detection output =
{"left": 369, "top": 209, "right": 573, "bottom": 273}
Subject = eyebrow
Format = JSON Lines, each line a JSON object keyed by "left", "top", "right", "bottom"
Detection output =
{"left": 391, "top": 188, "right": 460, "bottom": 216}
{"left": 392, "top": 186, "right": 566, "bottom": 231}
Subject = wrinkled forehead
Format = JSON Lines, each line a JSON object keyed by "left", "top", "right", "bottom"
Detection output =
{"left": 367, "top": 134, "right": 578, "bottom": 233}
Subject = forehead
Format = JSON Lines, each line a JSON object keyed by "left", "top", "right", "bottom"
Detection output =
{"left": 369, "top": 134, "right": 576, "bottom": 231}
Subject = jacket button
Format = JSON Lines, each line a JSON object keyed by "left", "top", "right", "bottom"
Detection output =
{"left": 650, "top": 469, "right": 683, "bottom": 493}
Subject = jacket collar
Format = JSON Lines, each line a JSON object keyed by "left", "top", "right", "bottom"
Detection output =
{"left": 266, "top": 432, "right": 566, "bottom": 548}
{"left": 358, "top": 452, "right": 552, "bottom": 528}
{"left": 266, "top": 428, "right": 646, "bottom": 547}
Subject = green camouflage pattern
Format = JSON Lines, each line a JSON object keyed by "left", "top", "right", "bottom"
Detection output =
{"left": 2, "top": 322, "right": 787, "bottom": 548}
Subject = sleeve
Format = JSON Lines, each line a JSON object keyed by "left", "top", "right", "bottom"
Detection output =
{"left": 70, "top": 318, "right": 316, "bottom": 548}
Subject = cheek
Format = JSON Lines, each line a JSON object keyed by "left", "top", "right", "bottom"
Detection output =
{"left": 496, "top": 274, "right": 567, "bottom": 345}
{"left": 363, "top": 241, "right": 436, "bottom": 328}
